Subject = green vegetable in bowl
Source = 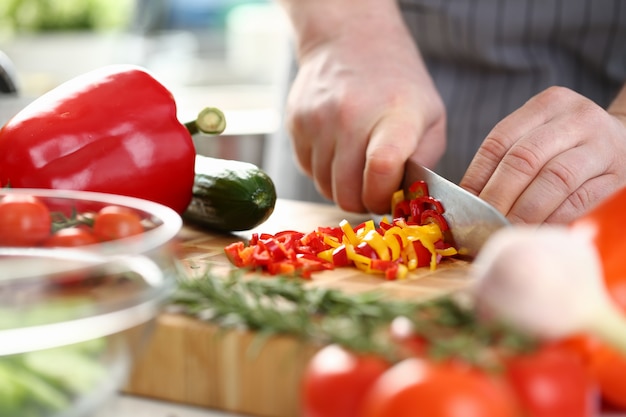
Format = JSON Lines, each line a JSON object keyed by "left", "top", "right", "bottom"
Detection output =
{"left": 0, "top": 340, "right": 106, "bottom": 417}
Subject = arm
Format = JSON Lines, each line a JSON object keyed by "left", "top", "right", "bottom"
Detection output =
{"left": 276, "top": 0, "right": 447, "bottom": 214}
{"left": 460, "top": 83, "right": 626, "bottom": 224}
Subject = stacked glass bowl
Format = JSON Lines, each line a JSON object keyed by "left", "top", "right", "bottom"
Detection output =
{"left": 0, "top": 188, "right": 182, "bottom": 417}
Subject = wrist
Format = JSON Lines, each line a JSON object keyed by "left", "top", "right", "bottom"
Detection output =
{"left": 278, "top": 0, "right": 407, "bottom": 59}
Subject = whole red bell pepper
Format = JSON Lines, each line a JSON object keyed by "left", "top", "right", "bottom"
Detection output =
{"left": 0, "top": 64, "right": 197, "bottom": 214}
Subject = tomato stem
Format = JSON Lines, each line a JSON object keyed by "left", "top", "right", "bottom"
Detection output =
{"left": 185, "top": 107, "right": 227, "bottom": 135}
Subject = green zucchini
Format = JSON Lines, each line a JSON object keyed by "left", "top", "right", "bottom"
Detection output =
{"left": 183, "top": 155, "right": 277, "bottom": 232}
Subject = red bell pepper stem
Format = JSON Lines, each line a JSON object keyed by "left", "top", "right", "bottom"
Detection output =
{"left": 185, "top": 107, "right": 227, "bottom": 135}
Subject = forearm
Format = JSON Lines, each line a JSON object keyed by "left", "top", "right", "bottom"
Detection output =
{"left": 276, "top": 0, "right": 410, "bottom": 59}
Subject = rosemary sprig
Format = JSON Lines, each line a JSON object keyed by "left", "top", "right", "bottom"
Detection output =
{"left": 171, "top": 268, "right": 537, "bottom": 368}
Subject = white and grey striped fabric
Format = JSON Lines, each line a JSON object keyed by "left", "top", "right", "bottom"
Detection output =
{"left": 402, "top": 0, "right": 626, "bottom": 183}
{"left": 264, "top": 0, "right": 626, "bottom": 202}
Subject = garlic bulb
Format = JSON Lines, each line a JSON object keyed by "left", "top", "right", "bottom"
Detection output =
{"left": 471, "top": 226, "right": 626, "bottom": 354}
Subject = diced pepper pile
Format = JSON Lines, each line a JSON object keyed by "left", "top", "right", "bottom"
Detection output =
{"left": 223, "top": 181, "right": 458, "bottom": 280}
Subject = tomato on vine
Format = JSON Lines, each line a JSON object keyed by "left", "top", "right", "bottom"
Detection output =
{"left": 557, "top": 333, "right": 626, "bottom": 411}
{"left": 93, "top": 205, "right": 144, "bottom": 241}
{"left": 44, "top": 227, "right": 99, "bottom": 247}
{"left": 504, "top": 343, "right": 599, "bottom": 417}
{"left": 0, "top": 194, "right": 51, "bottom": 246}
{"left": 359, "top": 358, "right": 520, "bottom": 417}
{"left": 301, "top": 344, "right": 391, "bottom": 417}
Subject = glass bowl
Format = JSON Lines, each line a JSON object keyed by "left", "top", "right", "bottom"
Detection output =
{"left": 0, "top": 188, "right": 183, "bottom": 417}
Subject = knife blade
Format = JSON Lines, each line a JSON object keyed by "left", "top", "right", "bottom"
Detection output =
{"left": 403, "top": 162, "right": 510, "bottom": 258}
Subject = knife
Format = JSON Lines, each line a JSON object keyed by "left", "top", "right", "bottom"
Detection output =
{"left": 403, "top": 162, "right": 510, "bottom": 258}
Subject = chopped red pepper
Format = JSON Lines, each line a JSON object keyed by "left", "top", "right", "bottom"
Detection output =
{"left": 421, "top": 209, "right": 450, "bottom": 232}
{"left": 393, "top": 200, "right": 411, "bottom": 219}
{"left": 223, "top": 180, "right": 457, "bottom": 280}
{"left": 224, "top": 241, "right": 246, "bottom": 267}
{"left": 408, "top": 180, "right": 429, "bottom": 199}
{"left": 332, "top": 245, "right": 350, "bottom": 267}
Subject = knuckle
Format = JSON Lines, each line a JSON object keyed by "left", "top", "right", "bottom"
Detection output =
{"left": 567, "top": 187, "right": 595, "bottom": 214}
{"left": 532, "top": 86, "right": 578, "bottom": 110}
{"left": 478, "top": 134, "right": 512, "bottom": 165}
{"left": 365, "top": 148, "right": 401, "bottom": 175}
{"left": 499, "top": 143, "right": 543, "bottom": 177}
{"left": 541, "top": 159, "right": 579, "bottom": 194}
{"left": 546, "top": 186, "right": 602, "bottom": 224}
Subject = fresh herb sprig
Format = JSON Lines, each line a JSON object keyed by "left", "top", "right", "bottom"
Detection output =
{"left": 171, "top": 269, "right": 536, "bottom": 368}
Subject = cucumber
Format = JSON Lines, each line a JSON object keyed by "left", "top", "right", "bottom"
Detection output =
{"left": 183, "top": 155, "right": 277, "bottom": 232}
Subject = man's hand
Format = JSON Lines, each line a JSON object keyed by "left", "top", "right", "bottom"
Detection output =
{"left": 282, "top": 0, "right": 446, "bottom": 214}
{"left": 461, "top": 86, "right": 626, "bottom": 224}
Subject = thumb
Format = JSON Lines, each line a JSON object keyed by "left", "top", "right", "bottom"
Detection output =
{"left": 362, "top": 112, "right": 446, "bottom": 214}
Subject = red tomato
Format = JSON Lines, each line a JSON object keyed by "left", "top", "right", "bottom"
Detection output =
{"left": 93, "top": 205, "right": 144, "bottom": 241}
{"left": 44, "top": 227, "right": 99, "bottom": 247}
{"left": 301, "top": 344, "right": 391, "bottom": 417}
{"left": 590, "top": 341, "right": 626, "bottom": 410}
{"left": 0, "top": 194, "right": 51, "bottom": 246}
{"left": 388, "top": 316, "right": 429, "bottom": 358}
{"left": 359, "top": 358, "right": 519, "bottom": 417}
{"left": 504, "top": 344, "right": 599, "bottom": 417}
{"left": 43, "top": 227, "right": 100, "bottom": 285}
{"left": 570, "top": 188, "right": 626, "bottom": 289}
{"left": 559, "top": 333, "right": 626, "bottom": 411}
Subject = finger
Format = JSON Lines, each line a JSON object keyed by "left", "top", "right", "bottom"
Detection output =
{"left": 360, "top": 123, "right": 408, "bottom": 214}
{"left": 478, "top": 122, "right": 578, "bottom": 217}
{"left": 461, "top": 87, "right": 573, "bottom": 196}
{"left": 545, "top": 174, "right": 622, "bottom": 224}
{"left": 308, "top": 119, "right": 343, "bottom": 201}
{"left": 360, "top": 109, "right": 444, "bottom": 214}
{"left": 286, "top": 95, "right": 339, "bottom": 201}
{"left": 285, "top": 103, "right": 314, "bottom": 176}
{"left": 478, "top": 89, "right": 614, "bottom": 219}
{"left": 331, "top": 130, "right": 368, "bottom": 212}
{"left": 506, "top": 144, "right": 607, "bottom": 224}
{"left": 511, "top": 112, "right": 626, "bottom": 224}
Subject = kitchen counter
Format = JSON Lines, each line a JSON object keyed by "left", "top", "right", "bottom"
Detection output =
{"left": 95, "top": 394, "right": 240, "bottom": 417}
{"left": 101, "top": 391, "right": 626, "bottom": 417}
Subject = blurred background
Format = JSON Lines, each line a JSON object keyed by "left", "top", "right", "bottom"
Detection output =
{"left": 0, "top": 0, "right": 292, "bottom": 169}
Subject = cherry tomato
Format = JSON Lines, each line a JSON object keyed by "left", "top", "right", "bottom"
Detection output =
{"left": 504, "top": 343, "right": 599, "bottom": 417}
{"left": 590, "top": 341, "right": 626, "bottom": 410}
{"left": 558, "top": 333, "right": 626, "bottom": 410}
{"left": 570, "top": 187, "right": 626, "bottom": 290}
{"left": 44, "top": 227, "right": 99, "bottom": 247}
{"left": 301, "top": 344, "right": 390, "bottom": 417}
{"left": 359, "top": 358, "right": 519, "bottom": 417}
{"left": 0, "top": 194, "right": 51, "bottom": 246}
{"left": 93, "top": 205, "right": 144, "bottom": 241}
{"left": 388, "top": 316, "right": 429, "bottom": 358}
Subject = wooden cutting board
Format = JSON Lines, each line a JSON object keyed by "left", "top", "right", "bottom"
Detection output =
{"left": 124, "top": 199, "right": 473, "bottom": 417}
